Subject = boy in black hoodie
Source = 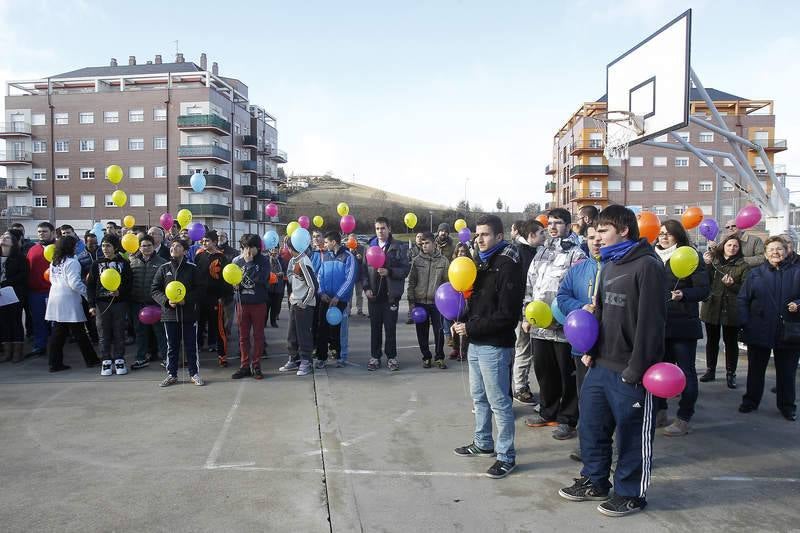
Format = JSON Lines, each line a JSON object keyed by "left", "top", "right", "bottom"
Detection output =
{"left": 558, "top": 205, "right": 665, "bottom": 517}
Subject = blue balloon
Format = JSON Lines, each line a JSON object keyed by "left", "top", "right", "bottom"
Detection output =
{"left": 291, "top": 228, "right": 311, "bottom": 252}
{"left": 190, "top": 172, "right": 206, "bottom": 193}
{"left": 551, "top": 299, "right": 567, "bottom": 325}
{"left": 263, "top": 230, "right": 279, "bottom": 250}
{"left": 326, "top": 306, "right": 343, "bottom": 326}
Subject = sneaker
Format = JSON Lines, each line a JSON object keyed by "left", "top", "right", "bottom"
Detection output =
{"left": 114, "top": 359, "right": 128, "bottom": 375}
{"left": 100, "top": 360, "right": 113, "bottom": 376}
{"left": 486, "top": 460, "right": 516, "bottom": 479}
{"left": 552, "top": 424, "right": 578, "bottom": 440}
{"left": 131, "top": 360, "right": 150, "bottom": 370}
{"left": 367, "top": 358, "right": 381, "bottom": 371}
{"left": 335, "top": 359, "right": 345, "bottom": 368}
{"left": 190, "top": 374, "right": 204, "bottom": 386}
{"left": 558, "top": 476, "right": 610, "bottom": 501}
{"left": 435, "top": 359, "right": 447, "bottom": 370}
{"left": 453, "top": 442, "right": 496, "bottom": 457}
{"left": 525, "top": 414, "right": 558, "bottom": 427}
{"left": 738, "top": 403, "right": 757, "bottom": 413}
{"left": 160, "top": 360, "right": 167, "bottom": 369}
{"left": 569, "top": 449, "right": 582, "bottom": 462}
{"left": 597, "top": 495, "right": 647, "bottom": 517}
{"left": 279, "top": 359, "right": 300, "bottom": 372}
{"left": 296, "top": 361, "right": 312, "bottom": 376}
{"left": 232, "top": 367, "right": 252, "bottom": 379}
{"left": 726, "top": 373, "right": 737, "bottom": 389}
{"left": 662, "top": 418, "right": 690, "bottom": 437}
{"left": 253, "top": 367, "right": 264, "bottom": 380}
{"left": 387, "top": 358, "right": 399, "bottom": 371}
{"left": 159, "top": 375, "right": 178, "bottom": 387}
{"left": 781, "top": 410, "right": 797, "bottom": 421}
{"left": 315, "top": 359, "right": 326, "bottom": 370}
{"left": 513, "top": 389, "right": 538, "bottom": 405}
{"left": 356, "top": 310, "right": 365, "bottom": 317}
{"left": 49, "top": 364, "right": 71, "bottom": 373}
{"left": 699, "top": 369, "right": 715, "bottom": 382}
{"left": 422, "top": 358, "right": 432, "bottom": 369}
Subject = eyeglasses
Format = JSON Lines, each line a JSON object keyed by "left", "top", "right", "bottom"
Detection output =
{"left": 658, "top": 232, "right": 671, "bottom": 237}
{"left": 725, "top": 225, "right": 737, "bottom": 229}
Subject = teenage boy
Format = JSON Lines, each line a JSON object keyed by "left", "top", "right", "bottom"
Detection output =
{"left": 194, "top": 230, "right": 232, "bottom": 366}
{"left": 129, "top": 235, "right": 168, "bottom": 369}
{"left": 279, "top": 239, "right": 318, "bottom": 377}
{"left": 26, "top": 221, "right": 56, "bottom": 357}
{"left": 405, "top": 232, "right": 425, "bottom": 324}
{"left": 558, "top": 205, "right": 665, "bottom": 517}
{"left": 407, "top": 231, "right": 449, "bottom": 368}
{"left": 232, "top": 234, "right": 269, "bottom": 379}
{"left": 316, "top": 231, "right": 357, "bottom": 368}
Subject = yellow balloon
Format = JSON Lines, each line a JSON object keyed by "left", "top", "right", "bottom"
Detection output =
{"left": 454, "top": 219, "right": 467, "bottom": 232}
{"left": 176, "top": 209, "right": 192, "bottom": 228}
{"left": 100, "top": 268, "right": 121, "bottom": 292}
{"left": 404, "top": 212, "right": 418, "bottom": 229}
{"left": 111, "top": 190, "right": 127, "bottom": 207}
{"left": 286, "top": 221, "right": 300, "bottom": 236}
{"left": 43, "top": 243, "right": 55, "bottom": 262}
{"left": 106, "top": 165, "right": 123, "bottom": 184}
{"left": 448, "top": 256, "right": 477, "bottom": 292}
{"left": 669, "top": 246, "right": 700, "bottom": 279}
{"left": 165, "top": 281, "right": 186, "bottom": 302}
{"left": 313, "top": 215, "right": 324, "bottom": 228}
{"left": 123, "top": 215, "right": 135, "bottom": 228}
{"left": 336, "top": 202, "right": 349, "bottom": 216}
{"left": 121, "top": 233, "right": 139, "bottom": 253}
{"left": 525, "top": 301, "right": 553, "bottom": 328}
{"left": 222, "top": 263, "right": 243, "bottom": 285}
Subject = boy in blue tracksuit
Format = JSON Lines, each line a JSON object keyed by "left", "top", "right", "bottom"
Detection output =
{"left": 558, "top": 205, "right": 665, "bottom": 518}
{"left": 316, "top": 231, "right": 357, "bottom": 368}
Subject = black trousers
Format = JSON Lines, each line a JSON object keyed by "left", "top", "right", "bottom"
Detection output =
{"left": 197, "top": 298, "right": 220, "bottom": 349}
{"left": 316, "top": 300, "right": 347, "bottom": 360}
{"left": 413, "top": 303, "right": 444, "bottom": 359}
{"left": 532, "top": 338, "right": 578, "bottom": 427}
{"left": 704, "top": 322, "right": 740, "bottom": 373}
{"left": 368, "top": 300, "right": 399, "bottom": 359}
{"left": 267, "top": 291, "right": 283, "bottom": 325}
{"left": 743, "top": 345, "right": 799, "bottom": 415}
{"left": 48, "top": 322, "right": 99, "bottom": 369}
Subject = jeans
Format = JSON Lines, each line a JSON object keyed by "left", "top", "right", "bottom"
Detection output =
{"left": 656, "top": 339, "right": 699, "bottom": 422}
{"left": 704, "top": 322, "right": 740, "bottom": 374}
{"left": 287, "top": 304, "right": 314, "bottom": 362}
{"left": 743, "top": 345, "right": 799, "bottom": 415}
{"left": 468, "top": 343, "right": 516, "bottom": 464}
{"left": 131, "top": 302, "right": 167, "bottom": 363}
{"left": 413, "top": 303, "right": 444, "bottom": 359}
{"left": 96, "top": 301, "right": 127, "bottom": 360}
{"left": 532, "top": 339, "right": 578, "bottom": 426}
{"left": 29, "top": 290, "right": 50, "bottom": 351}
{"left": 164, "top": 321, "right": 199, "bottom": 377}
{"left": 512, "top": 322, "right": 534, "bottom": 393}
{"left": 368, "top": 300, "right": 399, "bottom": 359}
{"left": 238, "top": 303, "right": 266, "bottom": 368}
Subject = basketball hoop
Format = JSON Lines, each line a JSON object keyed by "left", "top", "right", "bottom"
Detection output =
{"left": 591, "top": 111, "right": 645, "bottom": 160}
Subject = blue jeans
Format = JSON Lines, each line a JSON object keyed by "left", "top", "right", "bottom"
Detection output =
{"left": 30, "top": 291, "right": 50, "bottom": 351}
{"left": 468, "top": 343, "right": 515, "bottom": 463}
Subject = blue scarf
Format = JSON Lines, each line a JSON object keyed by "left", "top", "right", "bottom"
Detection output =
{"left": 478, "top": 241, "right": 506, "bottom": 263}
{"left": 599, "top": 240, "right": 636, "bottom": 263}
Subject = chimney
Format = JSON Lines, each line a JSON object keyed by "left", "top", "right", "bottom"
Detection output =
{"left": 155, "top": 54, "right": 162, "bottom": 64}
{"left": 200, "top": 53, "right": 207, "bottom": 70}
{"left": 128, "top": 55, "right": 136, "bottom": 66}
{"left": 176, "top": 53, "right": 184, "bottom": 63}
{"left": 212, "top": 62, "right": 219, "bottom": 76}
{"left": 146, "top": 60, "right": 153, "bottom": 65}
{"left": 110, "top": 58, "right": 118, "bottom": 67}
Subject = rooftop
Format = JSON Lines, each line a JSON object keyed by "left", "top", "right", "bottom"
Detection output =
{"left": 596, "top": 87, "right": 747, "bottom": 103}
{"left": 52, "top": 62, "right": 202, "bottom": 79}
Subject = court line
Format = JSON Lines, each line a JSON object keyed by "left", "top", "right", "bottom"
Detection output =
{"left": 204, "top": 381, "right": 246, "bottom": 469}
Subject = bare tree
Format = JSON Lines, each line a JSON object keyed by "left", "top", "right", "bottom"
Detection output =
{"left": 496, "top": 198, "right": 503, "bottom": 211}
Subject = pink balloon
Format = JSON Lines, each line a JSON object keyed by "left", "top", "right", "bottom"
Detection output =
{"left": 365, "top": 245, "right": 386, "bottom": 268}
{"left": 340, "top": 214, "right": 356, "bottom": 234}
{"left": 159, "top": 212, "right": 173, "bottom": 231}
{"left": 642, "top": 362, "right": 687, "bottom": 399}
{"left": 298, "top": 215, "right": 310, "bottom": 229}
{"left": 138, "top": 305, "right": 162, "bottom": 325}
{"left": 735, "top": 204, "right": 762, "bottom": 230}
{"left": 265, "top": 203, "right": 279, "bottom": 217}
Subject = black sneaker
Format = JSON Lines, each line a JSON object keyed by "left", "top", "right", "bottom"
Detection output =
{"left": 453, "top": 442, "right": 495, "bottom": 457}
{"left": 558, "top": 476, "right": 610, "bottom": 501}
{"left": 422, "top": 358, "right": 432, "bottom": 369}
{"left": 435, "top": 359, "right": 447, "bottom": 369}
{"left": 513, "top": 389, "right": 538, "bottom": 405}
{"left": 552, "top": 424, "right": 578, "bottom": 440}
{"left": 232, "top": 367, "right": 252, "bottom": 379}
{"left": 131, "top": 360, "right": 150, "bottom": 370}
{"left": 597, "top": 495, "right": 646, "bottom": 517}
{"left": 486, "top": 460, "right": 516, "bottom": 479}
{"left": 253, "top": 367, "right": 264, "bottom": 380}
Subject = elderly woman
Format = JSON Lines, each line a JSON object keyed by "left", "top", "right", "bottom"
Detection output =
{"left": 738, "top": 236, "right": 800, "bottom": 421}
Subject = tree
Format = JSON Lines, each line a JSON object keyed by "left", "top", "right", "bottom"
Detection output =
{"left": 456, "top": 200, "right": 470, "bottom": 213}
{"left": 496, "top": 198, "right": 503, "bottom": 211}
{"left": 522, "top": 202, "right": 541, "bottom": 219}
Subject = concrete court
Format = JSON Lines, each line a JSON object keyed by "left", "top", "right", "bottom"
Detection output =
{"left": 1, "top": 304, "right": 799, "bottom": 533}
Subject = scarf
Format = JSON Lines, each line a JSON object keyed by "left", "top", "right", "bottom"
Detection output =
{"left": 655, "top": 244, "right": 677, "bottom": 264}
{"left": 599, "top": 240, "right": 637, "bottom": 263}
{"left": 478, "top": 241, "right": 506, "bottom": 263}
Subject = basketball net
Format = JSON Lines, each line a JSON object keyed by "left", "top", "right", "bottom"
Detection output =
{"left": 591, "top": 111, "right": 644, "bottom": 161}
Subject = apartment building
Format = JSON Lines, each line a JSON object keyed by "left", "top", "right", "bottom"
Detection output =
{"left": 544, "top": 88, "right": 787, "bottom": 223}
{"left": 0, "top": 53, "right": 288, "bottom": 237}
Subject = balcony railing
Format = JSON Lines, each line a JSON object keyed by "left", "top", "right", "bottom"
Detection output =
{"left": 570, "top": 188, "right": 608, "bottom": 201}
{"left": 241, "top": 135, "right": 258, "bottom": 148}
{"left": 178, "top": 203, "right": 230, "bottom": 218}
{"left": 177, "top": 145, "right": 231, "bottom": 162}
{"left": 240, "top": 185, "right": 257, "bottom": 197}
{"left": 241, "top": 160, "right": 258, "bottom": 172}
{"left": 269, "top": 149, "right": 288, "bottom": 163}
{"left": 569, "top": 139, "right": 604, "bottom": 154}
{"left": 177, "top": 173, "right": 231, "bottom": 190}
{"left": 0, "top": 122, "right": 32, "bottom": 136}
{"left": 750, "top": 138, "right": 787, "bottom": 151}
{"left": 0, "top": 150, "right": 32, "bottom": 164}
{"left": 570, "top": 165, "right": 608, "bottom": 177}
{"left": 177, "top": 114, "right": 231, "bottom": 133}
{"left": 257, "top": 189, "right": 273, "bottom": 200}
{"left": 241, "top": 209, "right": 258, "bottom": 221}
{"left": 272, "top": 192, "right": 288, "bottom": 203}
{"left": 0, "top": 177, "right": 32, "bottom": 191}
{"left": 1, "top": 206, "right": 34, "bottom": 218}
{"left": 545, "top": 181, "right": 557, "bottom": 194}
{"left": 545, "top": 164, "right": 556, "bottom": 175}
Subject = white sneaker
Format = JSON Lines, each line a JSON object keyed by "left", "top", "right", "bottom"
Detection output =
{"left": 100, "top": 360, "right": 113, "bottom": 376}
{"left": 191, "top": 374, "right": 204, "bottom": 386}
{"left": 296, "top": 361, "right": 312, "bottom": 376}
{"left": 114, "top": 359, "right": 128, "bottom": 375}
{"left": 279, "top": 359, "right": 300, "bottom": 372}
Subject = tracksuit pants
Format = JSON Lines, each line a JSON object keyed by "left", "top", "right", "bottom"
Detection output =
{"left": 368, "top": 300, "right": 399, "bottom": 360}
{"left": 287, "top": 304, "right": 314, "bottom": 362}
{"left": 164, "top": 321, "right": 199, "bottom": 377}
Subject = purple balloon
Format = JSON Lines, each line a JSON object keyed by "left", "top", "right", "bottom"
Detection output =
{"left": 458, "top": 227, "right": 472, "bottom": 243}
{"left": 435, "top": 282, "right": 465, "bottom": 321}
{"left": 187, "top": 222, "right": 205, "bottom": 242}
{"left": 698, "top": 218, "right": 719, "bottom": 240}
{"left": 564, "top": 309, "right": 599, "bottom": 353}
{"left": 411, "top": 306, "right": 428, "bottom": 324}
{"left": 138, "top": 305, "right": 162, "bottom": 325}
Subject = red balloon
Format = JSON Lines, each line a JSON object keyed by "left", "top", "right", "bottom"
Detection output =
{"left": 643, "top": 362, "right": 686, "bottom": 399}
{"left": 138, "top": 305, "right": 162, "bottom": 325}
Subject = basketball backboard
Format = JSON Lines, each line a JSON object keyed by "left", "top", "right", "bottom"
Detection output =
{"left": 606, "top": 9, "right": 691, "bottom": 148}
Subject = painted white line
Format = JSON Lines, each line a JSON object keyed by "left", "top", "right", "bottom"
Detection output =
{"left": 712, "top": 476, "right": 799, "bottom": 483}
{"left": 409, "top": 391, "right": 418, "bottom": 402}
{"left": 301, "top": 448, "right": 329, "bottom": 456}
{"left": 393, "top": 409, "right": 416, "bottom": 423}
{"left": 204, "top": 381, "right": 246, "bottom": 469}
{"left": 341, "top": 432, "right": 377, "bottom": 447}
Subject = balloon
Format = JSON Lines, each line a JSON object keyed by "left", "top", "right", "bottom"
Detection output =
{"left": 681, "top": 207, "right": 704, "bottom": 230}
{"left": 643, "top": 362, "right": 687, "bottom": 399}
{"left": 159, "top": 212, "right": 174, "bottom": 231}
{"left": 638, "top": 211, "right": 660, "bottom": 244}
{"left": 346, "top": 236, "right": 358, "bottom": 250}
{"left": 269, "top": 272, "right": 278, "bottom": 285}
{"left": 92, "top": 223, "right": 104, "bottom": 240}
{"left": 435, "top": 282, "right": 466, "bottom": 321}
{"left": 106, "top": 165, "right": 123, "bottom": 184}
{"left": 265, "top": 203, "right": 279, "bottom": 217}
{"left": 337, "top": 202, "right": 350, "bottom": 216}
{"left": 669, "top": 246, "right": 699, "bottom": 279}
{"left": 535, "top": 214, "right": 549, "bottom": 227}
{"left": 340, "top": 215, "right": 356, "bottom": 234}
{"left": 165, "top": 281, "right": 186, "bottom": 302}
{"left": 190, "top": 172, "right": 206, "bottom": 193}
{"left": 404, "top": 212, "right": 418, "bottom": 229}
{"left": 411, "top": 306, "right": 428, "bottom": 324}
{"left": 176, "top": 209, "right": 192, "bottom": 228}
{"left": 43, "top": 243, "right": 55, "bottom": 262}
{"left": 43, "top": 268, "right": 50, "bottom": 282}
{"left": 298, "top": 215, "right": 310, "bottom": 229}
{"left": 551, "top": 299, "right": 567, "bottom": 325}
{"left": 458, "top": 227, "right": 472, "bottom": 244}
{"left": 263, "top": 230, "right": 279, "bottom": 250}
{"left": 326, "top": 306, "right": 343, "bottom": 326}
{"left": 564, "top": 309, "right": 599, "bottom": 353}
{"left": 366, "top": 245, "right": 386, "bottom": 268}
{"left": 121, "top": 233, "right": 139, "bottom": 253}
{"left": 698, "top": 218, "right": 719, "bottom": 241}
{"left": 187, "top": 222, "right": 205, "bottom": 242}
{"left": 123, "top": 215, "right": 135, "bottom": 229}
{"left": 111, "top": 190, "right": 127, "bottom": 207}
{"left": 222, "top": 263, "right": 243, "bottom": 285}
{"left": 286, "top": 221, "right": 300, "bottom": 236}
{"left": 735, "top": 204, "right": 762, "bottom": 230}
{"left": 138, "top": 305, "right": 162, "bottom": 325}
{"left": 525, "top": 301, "right": 553, "bottom": 328}
{"left": 100, "top": 268, "right": 121, "bottom": 291}
{"left": 448, "top": 256, "right": 477, "bottom": 292}
{"left": 291, "top": 227, "right": 311, "bottom": 252}
{"left": 313, "top": 215, "right": 324, "bottom": 228}
{"left": 454, "top": 219, "right": 467, "bottom": 232}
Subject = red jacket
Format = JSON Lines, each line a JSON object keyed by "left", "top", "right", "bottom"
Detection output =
{"left": 27, "top": 242, "right": 52, "bottom": 292}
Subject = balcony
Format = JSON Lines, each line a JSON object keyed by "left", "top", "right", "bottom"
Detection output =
{"left": 544, "top": 202, "right": 553, "bottom": 210}
{"left": 241, "top": 160, "right": 258, "bottom": 173}
{"left": 750, "top": 138, "right": 787, "bottom": 153}
{"left": 269, "top": 149, "right": 288, "bottom": 163}
{"left": 258, "top": 168, "right": 273, "bottom": 179}
{"left": 569, "top": 139, "right": 604, "bottom": 155}
{"left": 545, "top": 164, "right": 556, "bottom": 175}
{"left": 570, "top": 165, "right": 608, "bottom": 177}
{"left": 0, "top": 150, "right": 32, "bottom": 165}
{"left": 241, "top": 209, "right": 258, "bottom": 221}
{"left": 177, "top": 173, "right": 231, "bottom": 190}
{"left": 257, "top": 189, "right": 273, "bottom": 200}
{"left": 570, "top": 188, "right": 608, "bottom": 201}
{"left": 0, "top": 177, "right": 32, "bottom": 191}
{"left": 257, "top": 142, "right": 271, "bottom": 155}
{"left": 1, "top": 206, "right": 33, "bottom": 218}
{"left": 241, "top": 135, "right": 258, "bottom": 148}
{"left": 177, "top": 114, "right": 231, "bottom": 135}
{"left": 240, "top": 185, "right": 257, "bottom": 197}
{"left": 272, "top": 192, "right": 288, "bottom": 204}
{"left": 0, "top": 122, "right": 32, "bottom": 137}
{"left": 178, "top": 145, "right": 231, "bottom": 163}
{"left": 545, "top": 181, "right": 557, "bottom": 194}
{"left": 178, "top": 203, "right": 230, "bottom": 218}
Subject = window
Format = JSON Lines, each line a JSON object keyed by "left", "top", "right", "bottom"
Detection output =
{"left": 653, "top": 180, "right": 667, "bottom": 192}
{"left": 34, "top": 196, "right": 48, "bottom": 207}
{"left": 723, "top": 158, "right": 734, "bottom": 167}
{"left": 80, "top": 139, "right": 95, "bottom": 152}
{"left": 104, "top": 111, "right": 119, "bottom": 123}
{"left": 33, "top": 169, "right": 47, "bottom": 181}
{"left": 654, "top": 134, "right": 669, "bottom": 142}
{"left": 608, "top": 158, "right": 622, "bottom": 167}
{"left": 674, "top": 180, "right": 689, "bottom": 191}
{"left": 676, "top": 132, "right": 690, "bottom": 142}
{"left": 104, "top": 138, "right": 119, "bottom": 151}
{"left": 128, "top": 138, "right": 145, "bottom": 151}
{"left": 129, "top": 109, "right": 144, "bottom": 122}
{"left": 31, "top": 113, "right": 46, "bottom": 126}
{"left": 154, "top": 193, "right": 168, "bottom": 207}
{"left": 79, "top": 112, "right": 94, "bottom": 124}
{"left": 55, "top": 195, "right": 70, "bottom": 208}
{"left": 653, "top": 157, "right": 667, "bottom": 167}
{"left": 32, "top": 140, "right": 47, "bottom": 153}
{"left": 674, "top": 205, "right": 686, "bottom": 215}
{"left": 754, "top": 156, "right": 766, "bottom": 170}
{"left": 154, "top": 108, "right": 167, "bottom": 121}
{"left": 629, "top": 180, "right": 643, "bottom": 192}
{"left": 607, "top": 180, "right": 622, "bottom": 191}
{"left": 130, "top": 194, "right": 145, "bottom": 207}
{"left": 699, "top": 132, "right": 714, "bottom": 143}
{"left": 55, "top": 168, "right": 70, "bottom": 181}
{"left": 54, "top": 112, "right": 68, "bottom": 125}
{"left": 154, "top": 137, "right": 167, "bottom": 150}
{"left": 700, "top": 205, "right": 713, "bottom": 215}
{"left": 55, "top": 140, "right": 69, "bottom": 152}
{"left": 722, "top": 205, "right": 735, "bottom": 216}
{"left": 234, "top": 122, "right": 241, "bottom": 134}
{"left": 104, "top": 194, "right": 115, "bottom": 207}
{"left": 675, "top": 157, "right": 689, "bottom": 167}
{"left": 80, "top": 168, "right": 95, "bottom": 180}
{"left": 80, "top": 194, "right": 95, "bottom": 208}
{"left": 128, "top": 166, "right": 144, "bottom": 179}
{"left": 588, "top": 156, "right": 603, "bottom": 166}
{"left": 653, "top": 205, "right": 667, "bottom": 216}
{"left": 699, "top": 181, "right": 713, "bottom": 192}
{"left": 234, "top": 148, "right": 241, "bottom": 160}
{"left": 699, "top": 156, "right": 713, "bottom": 167}
{"left": 154, "top": 165, "right": 167, "bottom": 178}
{"left": 629, "top": 156, "right": 644, "bottom": 167}
{"left": 722, "top": 181, "right": 735, "bottom": 192}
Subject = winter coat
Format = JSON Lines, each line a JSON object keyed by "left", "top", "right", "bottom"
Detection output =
{"left": 87, "top": 254, "right": 133, "bottom": 306}
{"left": 407, "top": 250, "right": 449, "bottom": 306}
{"left": 318, "top": 246, "right": 357, "bottom": 302}
{"left": 435, "top": 235, "right": 455, "bottom": 263}
{"left": 288, "top": 253, "right": 317, "bottom": 308}
{"left": 194, "top": 248, "right": 232, "bottom": 301}
{"left": 27, "top": 240, "right": 54, "bottom": 293}
{"left": 738, "top": 260, "right": 800, "bottom": 350}
{"left": 44, "top": 257, "right": 87, "bottom": 323}
{"left": 361, "top": 235, "right": 410, "bottom": 302}
{"left": 0, "top": 252, "right": 29, "bottom": 301}
{"left": 233, "top": 253, "right": 269, "bottom": 305}
{"left": 739, "top": 232, "right": 765, "bottom": 267}
{"left": 661, "top": 249, "right": 710, "bottom": 340}
{"left": 129, "top": 253, "right": 168, "bottom": 304}
{"left": 700, "top": 255, "right": 749, "bottom": 327}
{"left": 150, "top": 258, "right": 203, "bottom": 322}
{"left": 77, "top": 247, "right": 101, "bottom": 278}
{"left": 268, "top": 254, "right": 287, "bottom": 294}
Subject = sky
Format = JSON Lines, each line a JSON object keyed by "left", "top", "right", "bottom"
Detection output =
{"left": 2, "top": 0, "right": 800, "bottom": 211}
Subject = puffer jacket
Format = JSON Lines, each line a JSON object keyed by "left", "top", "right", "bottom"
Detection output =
{"left": 318, "top": 246, "right": 357, "bottom": 302}
{"left": 129, "top": 253, "right": 168, "bottom": 304}
{"left": 524, "top": 233, "right": 586, "bottom": 342}
{"left": 738, "top": 260, "right": 800, "bottom": 350}
{"left": 407, "top": 250, "right": 449, "bottom": 305}
{"left": 700, "top": 255, "right": 749, "bottom": 327}
{"left": 361, "top": 235, "right": 410, "bottom": 301}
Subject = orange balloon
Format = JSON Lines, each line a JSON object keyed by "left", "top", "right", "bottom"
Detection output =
{"left": 269, "top": 272, "right": 278, "bottom": 285}
{"left": 463, "top": 286, "right": 474, "bottom": 299}
{"left": 43, "top": 268, "right": 50, "bottom": 282}
{"left": 535, "top": 214, "right": 549, "bottom": 226}
{"left": 681, "top": 207, "right": 704, "bottom": 230}
{"left": 638, "top": 211, "right": 661, "bottom": 243}
{"left": 347, "top": 236, "right": 358, "bottom": 250}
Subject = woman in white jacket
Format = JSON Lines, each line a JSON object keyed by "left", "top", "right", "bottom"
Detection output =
{"left": 45, "top": 235, "right": 100, "bottom": 372}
